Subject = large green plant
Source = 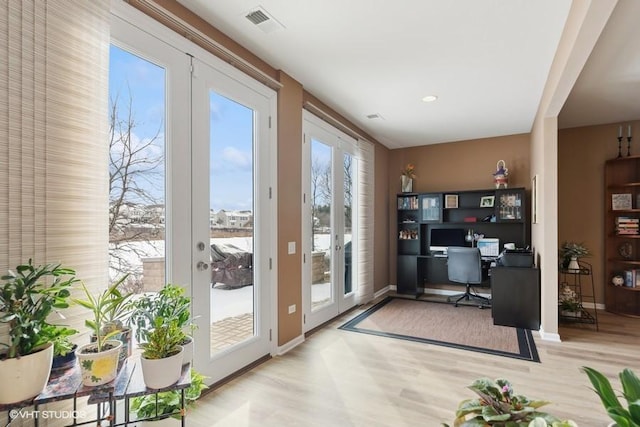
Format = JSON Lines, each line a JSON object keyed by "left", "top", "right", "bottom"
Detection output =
{"left": 443, "top": 378, "right": 576, "bottom": 427}
{"left": 128, "top": 283, "right": 194, "bottom": 343}
{"left": 73, "top": 276, "right": 133, "bottom": 352}
{"left": 582, "top": 366, "right": 640, "bottom": 427}
{"left": 0, "top": 259, "right": 77, "bottom": 359}
{"left": 131, "top": 369, "right": 208, "bottom": 421}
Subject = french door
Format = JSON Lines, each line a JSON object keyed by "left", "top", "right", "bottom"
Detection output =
{"left": 191, "top": 57, "right": 275, "bottom": 384}
{"left": 112, "top": 3, "right": 276, "bottom": 386}
{"left": 302, "top": 112, "right": 358, "bottom": 332}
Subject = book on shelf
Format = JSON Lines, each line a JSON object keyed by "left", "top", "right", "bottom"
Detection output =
{"left": 615, "top": 216, "right": 639, "bottom": 234}
{"left": 624, "top": 269, "right": 640, "bottom": 288}
{"left": 397, "top": 196, "right": 418, "bottom": 210}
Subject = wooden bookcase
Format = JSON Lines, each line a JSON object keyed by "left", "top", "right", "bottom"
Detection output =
{"left": 604, "top": 156, "right": 640, "bottom": 316}
{"left": 396, "top": 187, "right": 528, "bottom": 296}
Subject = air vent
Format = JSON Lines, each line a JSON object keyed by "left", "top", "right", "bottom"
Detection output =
{"left": 366, "top": 113, "right": 384, "bottom": 120}
{"left": 244, "top": 6, "right": 285, "bottom": 33}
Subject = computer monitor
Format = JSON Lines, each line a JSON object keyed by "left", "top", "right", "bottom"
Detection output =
{"left": 429, "top": 228, "right": 466, "bottom": 253}
{"left": 477, "top": 238, "right": 500, "bottom": 257}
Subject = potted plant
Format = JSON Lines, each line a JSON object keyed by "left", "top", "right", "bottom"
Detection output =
{"left": 558, "top": 286, "right": 582, "bottom": 318}
{"left": 73, "top": 280, "right": 129, "bottom": 386}
{"left": 559, "top": 241, "right": 590, "bottom": 270}
{"left": 93, "top": 274, "right": 134, "bottom": 363}
{"left": 582, "top": 366, "right": 640, "bottom": 427}
{"left": 131, "top": 369, "right": 208, "bottom": 425}
{"left": 0, "top": 259, "right": 77, "bottom": 404}
{"left": 442, "top": 377, "right": 576, "bottom": 426}
{"left": 41, "top": 323, "right": 79, "bottom": 372}
{"left": 128, "top": 283, "right": 196, "bottom": 363}
{"left": 139, "top": 317, "right": 186, "bottom": 389}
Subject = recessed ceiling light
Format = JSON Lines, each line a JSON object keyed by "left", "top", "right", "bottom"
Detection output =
{"left": 422, "top": 95, "right": 438, "bottom": 103}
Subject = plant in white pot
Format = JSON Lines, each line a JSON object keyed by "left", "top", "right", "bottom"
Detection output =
{"left": 559, "top": 241, "right": 590, "bottom": 270}
{"left": 131, "top": 369, "right": 208, "bottom": 425}
{"left": 128, "top": 283, "right": 196, "bottom": 364}
{"left": 139, "top": 317, "right": 185, "bottom": 390}
{"left": 73, "top": 280, "right": 129, "bottom": 386}
{"left": 0, "top": 259, "right": 77, "bottom": 404}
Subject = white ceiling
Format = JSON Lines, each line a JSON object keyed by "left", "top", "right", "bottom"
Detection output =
{"left": 176, "top": 0, "right": 637, "bottom": 148}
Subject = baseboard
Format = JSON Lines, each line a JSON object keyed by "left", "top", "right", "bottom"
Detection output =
{"left": 375, "top": 285, "right": 392, "bottom": 299}
{"left": 538, "top": 326, "right": 561, "bottom": 342}
{"left": 276, "top": 333, "right": 305, "bottom": 356}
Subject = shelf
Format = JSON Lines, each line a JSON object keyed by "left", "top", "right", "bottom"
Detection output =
{"left": 609, "top": 283, "right": 640, "bottom": 292}
{"left": 607, "top": 258, "right": 640, "bottom": 265}
{"left": 608, "top": 182, "right": 640, "bottom": 188}
{"left": 606, "top": 155, "right": 640, "bottom": 163}
{"left": 610, "top": 233, "right": 640, "bottom": 238}
{"left": 610, "top": 209, "right": 640, "bottom": 213}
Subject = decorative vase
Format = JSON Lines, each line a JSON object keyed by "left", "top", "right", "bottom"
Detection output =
{"left": 401, "top": 175, "right": 413, "bottom": 192}
{"left": 567, "top": 256, "right": 580, "bottom": 270}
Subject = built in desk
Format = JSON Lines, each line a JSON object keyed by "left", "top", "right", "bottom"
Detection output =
{"left": 1, "top": 358, "right": 191, "bottom": 427}
{"left": 491, "top": 266, "right": 540, "bottom": 330}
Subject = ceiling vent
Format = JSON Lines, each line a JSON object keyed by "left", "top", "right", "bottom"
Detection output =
{"left": 245, "top": 7, "right": 285, "bottom": 33}
{"left": 366, "top": 113, "right": 384, "bottom": 120}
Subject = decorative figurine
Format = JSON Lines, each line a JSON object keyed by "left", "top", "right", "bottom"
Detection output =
{"left": 612, "top": 275, "right": 624, "bottom": 287}
{"left": 493, "top": 160, "right": 508, "bottom": 189}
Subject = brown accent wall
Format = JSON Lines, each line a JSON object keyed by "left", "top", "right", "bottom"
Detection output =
{"left": 558, "top": 121, "right": 637, "bottom": 305}
{"left": 388, "top": 134, "right": 531, "bottom": 287}
{"left": 276, "top": 72, "right": 303, "bottom": 344}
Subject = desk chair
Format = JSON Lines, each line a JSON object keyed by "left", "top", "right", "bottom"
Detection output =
{"left": 446, "top": 247, "right": 491, "bottom": 308}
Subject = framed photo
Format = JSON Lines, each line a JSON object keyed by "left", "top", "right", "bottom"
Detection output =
{"left": 532, "top": 174, "right": 538, "bottom": 224}
{"left": 612, "top": 193, "right": 632, "bottom": 210}
{"left": 444, "top": 194, "right": 458, "bottom": 209}
{"left": 480, "top": 195, "right": 495, "bottom": 208}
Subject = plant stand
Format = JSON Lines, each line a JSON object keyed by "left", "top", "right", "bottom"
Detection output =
{"left": 558, "top": 260, "right": 599, "bottom": 330}
{"left": 0, "top": 357, "right": 191, "bottom": 427}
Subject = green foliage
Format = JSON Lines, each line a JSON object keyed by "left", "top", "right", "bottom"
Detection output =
{"left": 40, "top": 324, "right": 78, "bottom": 357}
{"left": 442, "top": 378, "right": 576, "bottom": 427}
{"left": 582, "top": 366, "right": 640, "bottom": 427}
{"left": 0, "top": 259, "right": 77, "bottom": 358}
{"left": 130, "top": 369, "right": 208, "bottom": 420}
{"left": 139, "top": 317, "right": 185, "bottom": 360}
{"left": 128, "top": 283, "right": 194, "bottom": 343}
{"left": 559, "top": 242, "right": 590, "bottom": 260}
{"left": 72, "top": 275, "right": 133, "bottom": 352}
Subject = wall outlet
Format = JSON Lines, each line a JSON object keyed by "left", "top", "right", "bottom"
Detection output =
{"left": 288, "top": 304, "right": 296, "bottom": 314}
{"left": 288, "top": 241, "right": 296, "bottom": 254}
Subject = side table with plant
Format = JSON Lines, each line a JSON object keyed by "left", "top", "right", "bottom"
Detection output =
{"left": 0, "top": 259, "right": 77, "bottom": 404}
{"left": 559, "top": 241, "right": 590, "bottom": 270}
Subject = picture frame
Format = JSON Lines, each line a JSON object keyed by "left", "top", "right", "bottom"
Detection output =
{"left": 444, "top": 194, "right": 458, "bottom": 209}
{"left": 532, "top": 174, "right": 538, "bottom": 224}
{"left": 480, "top": 195, "right": 495, "bottom": 208}
{"left": 612, "top": 193, "right": 633, "bottom": 210}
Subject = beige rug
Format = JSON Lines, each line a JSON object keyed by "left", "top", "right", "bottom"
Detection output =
{"left": 339, "top": 297, "right": 539, "bottom": 362}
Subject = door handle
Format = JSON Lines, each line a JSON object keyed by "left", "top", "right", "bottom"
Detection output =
{"left": 197, "top": 261, "right": 209, "bottom": 271}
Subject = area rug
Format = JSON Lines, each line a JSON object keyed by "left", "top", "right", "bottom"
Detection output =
{"left": 339, "top": 297, "right": 539, "bottom": 362}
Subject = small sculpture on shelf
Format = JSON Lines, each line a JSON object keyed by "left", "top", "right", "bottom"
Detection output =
{"left": 401, "top": 163, "right": 416, "bottom": 193}
{"left": 493, "top": 160, "right": 508, "bottom": 188}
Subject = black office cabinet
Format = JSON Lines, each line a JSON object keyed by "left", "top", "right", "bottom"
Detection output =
{"left": 491, "top": 267, "right": 540, "bottom": 330}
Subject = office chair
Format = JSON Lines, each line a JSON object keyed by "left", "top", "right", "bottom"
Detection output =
{"left": 446, "top": 246, "right": 491, "bottom": 308}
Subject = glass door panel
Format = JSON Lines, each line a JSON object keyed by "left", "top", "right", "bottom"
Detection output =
{"left": 208, "top": 91, "right": 255, "bottom": 356}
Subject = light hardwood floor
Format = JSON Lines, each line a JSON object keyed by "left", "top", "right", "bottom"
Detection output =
{"left": 189, "top": 297, "right": 640, "bottom": 427}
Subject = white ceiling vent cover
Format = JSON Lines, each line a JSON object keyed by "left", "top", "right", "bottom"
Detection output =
{"left": 245, "top": 7, "right": 285, "bottom": 33}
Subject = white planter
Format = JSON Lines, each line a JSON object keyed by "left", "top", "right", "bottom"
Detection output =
{"left": 567, "top": 256, "right": 580, "bottom": 270}
{"left": 181, "top": 336, "right": 193, "bottom": 365}
{"left": 141, "top": 346, "right": 184, "bottom": 389}
{"left": 401, "top": 175, "right": 413, "bottom": 192}
{"left": 561, "top": 310, "right": 581, "bottom": 318}
{"left": 0, "top": 343, "right": 53, "bottom": 404}
{"left": 76, "top": 340, "right": 122, "bottom": 386}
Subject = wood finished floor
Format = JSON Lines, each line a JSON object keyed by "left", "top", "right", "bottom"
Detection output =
{"left": 189, "top": 296, "right": 640, "bottom": 427}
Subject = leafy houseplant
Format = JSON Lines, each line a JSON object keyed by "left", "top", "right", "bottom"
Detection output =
{"left": 582, "top": 366, "right": 640, "bottom": 427}
{"left": 558, "top": 286, "right": 581, "bottom": 316}
{"left": 73, "top": 280, "right": 131, "bottom": 386}
{"left": 442, "top": 378, "right": 576, "bottom": 427}
{"left": 131, "top": 369, "right": 208, "bottom": 423}
{"left": 0, "top": 260, "right": 77, "bottom": 404}
{"left": 139, "top": 317, "right": 186, "bottom": 389}
{"left": 559, "top": 241, "right": 590, "bottom": 269}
